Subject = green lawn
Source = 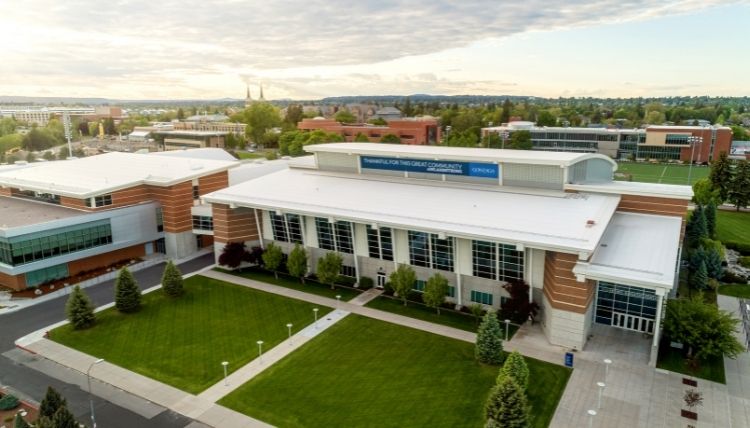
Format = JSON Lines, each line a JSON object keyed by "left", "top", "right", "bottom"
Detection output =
{"left": 615, "top": 162, "right": 709, "bottom": 185}
{"left": 365, "top": 295, "right": 519, "bottom": 337}
{"left": 49, "top": 276, "right": 331, "bottom": 393}
{"left": 657, "top": 343, "right": 726, "bottom": 384}
{"left": 236, "top": 151, "right": 265, "bottom": 159}
{"left": 227, "top": 268, "right": 362, "bottom": 301}
{"left": 717, "top": 284, "right": 750, "bottom": 298}
{"left": 219, "top": 315, "right": 570, "bottom": 428}
{"left": 716, "top": 210, "right": 750, "bottom": 245}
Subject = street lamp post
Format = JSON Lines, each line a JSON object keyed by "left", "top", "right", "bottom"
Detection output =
{"left": 313, "top": 308, "right": 319, "bottom": 329}
{"left": 222, "top": 361, "right": 229, "bottom": 386}
{"left": 603, "top": 358, "right": 612, "bottom": 383}
{"left": 587, "top": 409, "right": 597, "bottom": 428}
{"left": 504, "top": 319, "right": 511, "bottom": 341}
{"left": 336, "top": 295, "right": 341, "bottom": 308}
{"left": 286, "top": 323, "right": 293, "bottom": 344}
{"left": 597, "top": 381, "right": 606, "bottom": 409}
{"left": 486, "top": 122, "right": 494, "bottom": 147}
{"left": 687, "top": 135, "right": 703, "bottom": 185}
{"left": 257, "top": 340, "right": 264, "bottom": 362}
{"left": 87, "top": 358, "right": 104, "bottom": 428}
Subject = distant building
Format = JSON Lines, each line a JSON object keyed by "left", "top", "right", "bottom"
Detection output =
{"left": 0, "top": 107, "right": 95, "bottom": 126}
{"left": 174, "top": 120, "right": 245, "bottom": 135}
{"left": 482, "top": 122, "right": 732, "bottom": 162}
{"left": 298, "top": 117, "right": 440, "bottom": 145}
{"left": 184, "top": 114, "right": 229, "bottom": 122}
{"left": 244, "top": 83, "right": 266, "bottom": 108}
{"left": 155, "top": 130, "right": 228, "bottom": 150}
{"left": 370, "top": 106, "right": 402, "bottom": 121}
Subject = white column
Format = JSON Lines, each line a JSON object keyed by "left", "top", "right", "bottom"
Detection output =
{"left": 453, "top": 236, "right": 463, "bottom": 306}
{"left": 253, "top": 209, "right": 264, "bottom": 249}
{"left": 527, "top": 249, "right": 533, "bottom": 304}
{"left": 649, "top": 290, "right": 665, "bottom": 367}
{"left": 350, "top": 222, "right": 360, "bottom": 285}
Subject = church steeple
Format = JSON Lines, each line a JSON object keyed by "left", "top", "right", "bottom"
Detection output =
{"left": 244, "top": 84, "right": 253, "bottom": 108}
{"left": 259, "top": 82, "right": 265, "bottom": 101}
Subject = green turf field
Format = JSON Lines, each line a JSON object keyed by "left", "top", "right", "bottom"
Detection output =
{"left": 615, "top": 162, "right": 710, "bottom": 185}
{"left": 50, "top": 276, "right": 331, "bottom": 393}
{"left": 220, "top": 315, "right": 570, "bottom": 428}
{"left": 716, "top": 210, "right": 750, "bottom": 245}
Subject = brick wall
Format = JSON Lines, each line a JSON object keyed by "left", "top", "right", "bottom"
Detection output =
{"left": 212, "top": 203, "right": 260, "bottom": 243}
{"left": 198, "top": 171, "right": 229, "bottom": 196}
{"left": 542, "top": 251, "right": 594, "bottom": 314}
{"left": 67, "top": 244, "right": 146, "bottom": 276}
{"left": 617, "top": 195, "right": 688, "bottom": 217}
{"left": 0, "top": 271, "right": 26, "bottom": 291}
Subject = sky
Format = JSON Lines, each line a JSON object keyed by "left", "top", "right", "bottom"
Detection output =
{"left": 0, "top": 0, "right": 748, "bottom": 100}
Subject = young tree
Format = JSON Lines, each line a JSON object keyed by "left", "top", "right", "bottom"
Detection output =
{"left": 354, "top": 132, "right": 370, "bottom": 142}
{"left": 316, "top": 252, "right": 343, "bottom": 289}
{"left": 243, "top": 103, "right": 282, "bottom": 146}
{"left": 334, "top": 109, "right": 356, "bottom": 123}
{"left": 65, "top": 285, "right": 95, "bottom": 329}
{"left": 662, "top": 294, "right": 744, "bottom": 362}
{"left": 509, "top": 130, "right": 532, "bottom": 150}
{"left": 484, "top": 375, "right": 530, "bottom": 428}
{"left": 423, "top": 273, "right": 449, "bottom": 314}
{"left": 218, "top": 242, "right": 251, "bottom": 269}
{"left": 262, "top": 243, "right": 284, "bottom": 279}
{"left": 693, "top": 178, "right": 721, "bottom": 207}
{"left": 47, "top": 406, "right": 78, "bottom": 428}
{"left": 728, "top": 160, "right": 750, "bottom": 211}
{"left": 39, "top": 387, "right": 65, "bottom": 419}
{"left": 686, "top": 207, "right": 708, "bottom": 248}
{"left": 705, "top": 200, "right": 717, "bottom": 238}
{"left": 499, "top": 351, "right": 529, "bottom": 391}
{"left": 389, "top": 264, "right": 417, "bottom": 306}
{"left": 501, "top": 281, "right": 539, "bottom": 324}
{"left": 287, "top": 243, "right": 308, "bottom": 283}
{"left": 709, "top": 152, "right": 732, "bottom": 202}
{"left": 476, "top": 311, "right": 504, "bottom": 365}
{"left": 705, "top": 247, "right": 723, "bottom": 280}
{"left": 380, "top": 133, "right": 401, "bottom": 144}
{"left": 14, "top": 412, "right": 30, "bottom": 428}
{"left": 115, "top": 267, "right": 141, "bottom": 313}
{"left": 690, "top": 260, "right": 709, "bottom": 291}
{"left": 161, "top": 260, "right": 184, "bottom": 297}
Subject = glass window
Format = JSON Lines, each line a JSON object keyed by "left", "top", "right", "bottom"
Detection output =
{"left": 470, "top": 290, "right": 493, "bottom": 305}
{"left": 366, "top": 226, "right": 393, "bottom": 261}
{"left": 25, "top": 263, "right": 69, "bottom": 287}
{"left": 156, "top": 208, "right": 164, "bottom": 232}
{"left": 413, "top": 279, "right": 426, "bottom": 292}
{"left": 272, "top": 213, "right": 303, "bottom": 244}
{"left": 91, "top": 194, "right": 113, "bottom": 207}
{"left": 431, "top": 235, "right": 454, "bottom": 271}
{"left": 0, "top": 220, "right": 112, "bottom": 266}
{"left": 315, "top": 218, "right": 352, "bottom": 253}
{"left": 408, "top": 231, "right": 430, "bottom": 268}
{"left": 340, "top": 265, "right": 356, "bottom": 278}
{"left": 316, "top": 217, "right": 335, "bottom": 251}
{"left": 192, "top": 216, "right": 214, "bottom": 231}
{"left": 408, "top": 231, "right": 453, "bottom": 271}
{"left": 334, "top": 221, "right": 353, "bottom": 254}
{"left": 595, "top": 282, "right": 658, "bottom": 325}
{"left": 471, "top": 241, "right": 524, "bottom": 282}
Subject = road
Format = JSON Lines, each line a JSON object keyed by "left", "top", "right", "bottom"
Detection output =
{"left": 0, "top": 253, "right": 215, "bottom": 427}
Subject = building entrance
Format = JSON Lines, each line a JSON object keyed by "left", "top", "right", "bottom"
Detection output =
{"left": 595, "top": 282, "right": 657, "bottom": 334}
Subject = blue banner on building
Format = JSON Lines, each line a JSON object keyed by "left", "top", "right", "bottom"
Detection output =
{"left": 360, "top": 156, "right": 499, "bottom": 179}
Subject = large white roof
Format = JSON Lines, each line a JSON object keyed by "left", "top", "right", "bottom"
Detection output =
{"left": 566, "top": 180, "right": 693, "bottom": 200}
{"left": 304, "top": 143, "right": 617, "bottom": 168}
{"left": 204, "top": 169, "right": 621, "bottom": 253}
{"left": 573, "top": 212, "right": 682, "bottom": 290}
{"left": 149, "top": 148, "right": 237, "bottom": 162}
{"left": 0, "top": 152, "right": 238, "bottom": 198}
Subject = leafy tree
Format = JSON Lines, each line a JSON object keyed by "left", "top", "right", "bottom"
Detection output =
{"left": 243, "top": 102, "right": 282, "bottom": 146}
{"left": 485, "top": 375, "right": 529, "bottom": 428}
{"left": 39, "top": 387, "right": 65, "bottom": 419}
{"left": 709, "top": 152, "right": 733, "bottom": 202}
{"left": 115, "top": 267, "right": 141, "bottom": 313}
{"left": 287, "top": 243, "right": 308, "bottom": 283}
{"left": 389, "top": 264, "right": 417, "bottom": 306}
{"left": 262, "top": 243, "right": 284, "bottom": 279}
{"left": 423, "top": 273, "right": 449, "bottom": 314}
{"left": 284, "top": 104, "right": 304, "bottom": 126}
{"left": 176, "top": 108, "right": 185, "bottom": 120}
{"left": 57, "top": 146, "right": 70, "bottom": 160}
{"left": 218, "top": 242, "right": 252, "bottom": 268}
{"left": 686, "top": 207, "right": 708, "bottom": 248}
{"left": 469, "top": 303, "right": 484, "bottom": 324}
{"left": 368, "top": 117, "right": 387, "bottom": 125}
{"left": 0, "top": 117, "right": 17, "bottom": 136}
{"left": 42, "top": 150, "right": 55, "bottom": 161}
{"left": 705, "top": 200, "right": 717, "bottom": 238}
{"left": 501, "top": 281, "right": 539, "bottom": 324}
{"left": 380, "top": 133, "right": 401, "bottom": 144}
{"left": 354, "top": 132, "right": 370, "bottom": 142}
{"left": 102, "top": 117, "right": 116, "bottom": 135}
{"left": 728, "top": 160, "right": 750, "bottom": 211}
{"left": 334, "top": 109, "right": 356, "bottom": 123}
{"left": 161, "top": 260, "right": 184, "bottom": 297}
{"left": 65, "top": 285, "right": 95, "bottom": 329}
{"left": 536, "top": 110, "right": 556, "bottom": 126}
{"left": 316, "top": 251, "right": 343, "bottom": 289}
{"left": 663, "top": 294, "right": 744, "bottom": 362}
{"left": 21, "top": 127, "right": 58, "bottom": 151}
{"left": 499, "top": 351, "right": 529, "bottom": 391}
{"left": 14, "top": 412, "right": 30, "bottom": 428}
{"left": 48, "top": 405, "right": 78, "bottom": 428}
{"left": 690, "top": 260, "right": 709, "bottom": 290}
{"left": 476, "top": 311, "right": 504, "bottom": 365}
{"left": 445, "top": 129, "right": 479, "bottom": 147}
{"left": 402, "top": 97, "right": 414, "bottom": 116}
{"left": 508, "top": 130, "right": 532, "bottom": 150}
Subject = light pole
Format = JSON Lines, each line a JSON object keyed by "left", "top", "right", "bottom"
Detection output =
{"left": 504, "top": 319, "right": 511, "bottom": 341}
{"left": 222, "top": 361, "right": 229, "bottom": 386}
{"left": 257, "top": 340, "right": 264, "bottom": 363}
{"left": 313, "top": 308, "right": 319, "bottom": 329}
{"left": 336, "top": 295, "right": 341, "bottom": 308}
{"left": 87, "top": 358, "right": 104, "bottom": 428}
{"left": 587, "top": 409, "right": 597, "bottom": 428}
{"left": 502, "top": 131, "right": 509, "bottom": 149}
{"left": 603, "top": 358, "right": 612, "bottom": 383}
{"left": 687, "top": 135, "right": 702, "bottom": 185}
{"left": 597, "top": 381, "right": 606, "bottom": 409}
{"left": 286, "top": 323, "right": 293, "bottom": 344}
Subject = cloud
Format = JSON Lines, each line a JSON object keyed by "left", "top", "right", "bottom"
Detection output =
{"left": 0, "top": 0, "right": 739, "bottom": 98}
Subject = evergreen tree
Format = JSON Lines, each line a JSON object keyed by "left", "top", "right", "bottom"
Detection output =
{"left": 709, "top": 152, "right": 733, "bottom": 202}
{"left": 50, "top": 406, "right": 78, "bottom": 428}
{"left": 689, "top": 246, "right": 707, "bottom": 272}
{"left": 161, "top": 260, "right": 184, "bottom": 297}
{"left": 14, "top": 412, "right": 30, "bottom": 428}
{"left": 115, "top": 267, "right": 141, "bottom": 313}
{"left": 728, "top": 160, "right": 750, "bottom": 211}
{"left": 705, "top": 247, "right": 724, "bottom": 280}
{"left": 687, "top": 207, "right": 708, "bottom": 248}
{"left": 389, "top": 264, "right": 417, "bottom": 306}
{"left": 316, "top": 251, "right": 343, "bottom": 289}
{"left": 476, "top": 311, "right": 504, "bottom": 365}
{"left": 261, "top": 243, "right": 284, "bottom": 279}
{"left": 705, "top": 200, "right": 717, "bottom": 238}
{"left": 499, "top": 351, "right": 530, "bottom": 391}
{"left": 39, "top": 387, "right": 65, "bottom": 419}
{"left": 690, "top": 260, "right": 709, "bottom": 291}
{"left": 484, "top": 375, "right": 530, "bottom": 428}
{"left": 65, "top": 285, "right": 95, "bottom": 329}
{"left": 287, "top": 243, "right": 308, "bottom": 283}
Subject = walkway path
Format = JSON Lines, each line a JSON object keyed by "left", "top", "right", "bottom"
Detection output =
{"left": 718, "top": 294, "right": 750, "bottom": 427}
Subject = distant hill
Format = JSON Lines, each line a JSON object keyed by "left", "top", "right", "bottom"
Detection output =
{"left": 0, "top": 95, "right": 245, "bottom": 106}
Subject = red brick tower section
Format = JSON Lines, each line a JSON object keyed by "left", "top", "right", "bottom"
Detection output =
{"left": 543, "top": 252, "right": 595, "bottom": 314}
{"left": 212, "top": 204, "right": 261, "bottom": 244}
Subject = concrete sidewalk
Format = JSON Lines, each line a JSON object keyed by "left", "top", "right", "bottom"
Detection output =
{"left": 718, "top": 294, "right": 750, "bottom": 427}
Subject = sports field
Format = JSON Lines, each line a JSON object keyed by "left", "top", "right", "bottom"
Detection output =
{"left": 615, "top": 162, "right": 709, "bottom": 185}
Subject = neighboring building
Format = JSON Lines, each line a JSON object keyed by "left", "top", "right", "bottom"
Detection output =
{"left": 174, "top": 120, "right": 246, "bottom": 135}
{"left": 0, "top": 150, "right": 240, "bottom": 292}
{"left": 298, "top": 117, "right": 441, "bottom": 145}
{"left": 482, "top": 122, "right": 732, "bottom": 162}
{"left": 204, "top": 143, "right": 691, "bottom": 363}
{"left": 184, "top": 114, "right": 230, "bottom": 122}
{"left": 0, "top": 107, "right": 95, "bottom": 126}
{"left": 155, "top": 130, "right": 228, "bottom": 150}
{"left": 370, "top": 106, "right": 402, "bottom": 121}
